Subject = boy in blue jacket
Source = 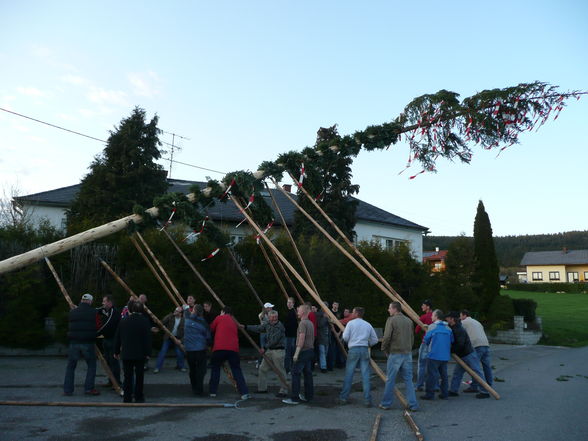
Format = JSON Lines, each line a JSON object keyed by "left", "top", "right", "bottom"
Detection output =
{"left": 422, "top": 309, "right": 454, "bottom": 400}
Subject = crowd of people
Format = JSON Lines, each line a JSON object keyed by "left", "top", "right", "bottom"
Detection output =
{"left": 63, "top": 293, "right": 495, "bottom": 408}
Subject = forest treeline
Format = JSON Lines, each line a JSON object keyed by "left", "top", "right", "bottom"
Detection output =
{"left": 424, "top": 230, "right": 588, "bottom": 268}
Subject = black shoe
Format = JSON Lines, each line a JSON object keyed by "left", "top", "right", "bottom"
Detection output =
{"left": 135, "top": 397, "right": 145, "bottom": 403}
{"left": 256, "top": 390, "right": 268, "bottom": 394}
{"left": 463, "top": 387, "right": 478, "bottom": 393}
{"left": 448, "top": 391, "right": 459, "bottom": 397}
{"left": 476, "top": 393, "right": 490, "bottom": 399}
{"left": 320, "top": 369, "right": 328, "bottom": 373}
{"left": 438, "top": 394, "right": 448, "bottom": 400}
{"left": 420, "top": 395, "right": 434, "bottom": 400}
{"left": 63, "top": 392, "right": 73, "bottom": 396}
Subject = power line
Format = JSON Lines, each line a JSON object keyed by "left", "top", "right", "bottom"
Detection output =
{"left": 0, "top": 106, "right": 226, "bottom": 175}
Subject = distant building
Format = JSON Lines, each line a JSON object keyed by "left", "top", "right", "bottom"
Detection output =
{"left": 14, "top": 178, "right": 429, "bottom": 260}
{"left": 423, "top": 247, "right": 448, "bottom": 272}
{"left": 520, "top": 249, "right": 588, "bottom": 283}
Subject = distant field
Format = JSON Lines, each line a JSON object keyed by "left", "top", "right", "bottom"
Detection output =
{"left": 503, "top": 289, "right": 588, "bottom": 347}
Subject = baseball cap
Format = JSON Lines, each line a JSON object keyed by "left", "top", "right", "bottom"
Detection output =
{"left": 81, "top": 293, "right": 93, "bottom": 301}
{"left": 263, "top": 302, "right": 274, "bottom": 308}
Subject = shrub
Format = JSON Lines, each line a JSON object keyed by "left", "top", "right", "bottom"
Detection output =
{"left": 512, "top": 298, "right": 538, "bottom": 321}
{"left": 507, "top": 283, "right": 587, "bottom": 293}
{"left": 486, "top": 294, "right": 515, "bottom": 325}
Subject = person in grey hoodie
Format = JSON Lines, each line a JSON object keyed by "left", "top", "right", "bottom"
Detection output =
{"left": 182, "top": 304, "right": 211, "bottom": 395}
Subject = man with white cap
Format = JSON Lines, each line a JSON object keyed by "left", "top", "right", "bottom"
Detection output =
{"left": 256, "top": 302, "right": 274, "bottom": 369}
{"left": 63, "top": 293, "right": 100, "bottom": 396}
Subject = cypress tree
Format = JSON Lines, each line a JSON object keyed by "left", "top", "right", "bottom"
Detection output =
{"left": 442, "top": 235, "right": 477, "bottom": 311}
{"left": 472, "top": 200, "right": 500, "bottom": 315}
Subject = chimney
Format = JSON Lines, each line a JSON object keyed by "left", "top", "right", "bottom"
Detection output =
{"left": 435, "top": 247, "right": 439, "bottom": 253}
{"left": 283, "top": 184, "right": 292, "bottom": 193}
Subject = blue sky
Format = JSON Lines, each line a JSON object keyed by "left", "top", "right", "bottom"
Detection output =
{"left": 1, "top": 1, "right": 586, "bottom": 236}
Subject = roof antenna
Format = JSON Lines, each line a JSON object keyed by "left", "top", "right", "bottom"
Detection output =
{"left": 161, "top": 131, "right": 189, "bottom": 178}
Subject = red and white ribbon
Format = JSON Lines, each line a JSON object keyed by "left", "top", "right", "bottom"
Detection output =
{"left": 298, "top": 163, "right": 306, "bottom": 187}
{"left": 183, "top": 216, "right": 208, "bottom": 241}
{"left": 244, "top": 193, "right": 255, "bottom": 209}
{"left": 159, "top": 203, "right": 177, "bottom": 231}
{"left": 221, "top": 178, "right": 236, "bottom": 199}
{"left": 255, "top": 221, "right": 275, "bottom": 244}
{"left": 201, "top": 248, "right": 220, "bottom": 261}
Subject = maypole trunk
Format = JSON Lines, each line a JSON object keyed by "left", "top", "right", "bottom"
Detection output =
{"left": 45, "top": 257, "right": 122, "bottom": 395}
{"left": 159, "top": 228, "right": 291, "bottom": 392}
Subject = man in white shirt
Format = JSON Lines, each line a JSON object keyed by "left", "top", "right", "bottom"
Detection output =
{"left": 460, "top": 309, "right": 493, "bottom": 393}
{"left": 339, "top": 307, "right": 379, "bottom": 407}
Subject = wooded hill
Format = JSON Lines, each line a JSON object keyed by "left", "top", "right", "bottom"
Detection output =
{"left": 424, "top": 230, "right": 588, "bottom": 268}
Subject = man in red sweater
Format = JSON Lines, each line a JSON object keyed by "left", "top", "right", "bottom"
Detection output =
{"left": 208, "top": 306, "right": 250, "bottom": 400}
{"left": 415, "top": 299, "right": 433, "bottom": 391}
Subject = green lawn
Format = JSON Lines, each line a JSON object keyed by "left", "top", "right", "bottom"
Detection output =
{"left": 503, "top": 289, "right": 588, "bottom": 347}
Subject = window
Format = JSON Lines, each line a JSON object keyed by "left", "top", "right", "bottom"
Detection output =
{"left": 531, "top": 272, "right": 543, "bottom": 281}
{"left": 373, "top": 236, "right": 409, "bottom": 251}
{"left": 434, "top": 263, "right": 442, "bottom": 271}
{"left": 585, "top": 272, "right": 588, "bottom": 281}
{"left": 567, "top": 272, "right": 579, "bottom": 283}
{"left": 549, "top": 271, "right": 560, "bottom": 281}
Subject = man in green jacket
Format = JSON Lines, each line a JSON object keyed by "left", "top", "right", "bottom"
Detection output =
{"left": 379, "top": 302, "right": 418, "bottom": 411}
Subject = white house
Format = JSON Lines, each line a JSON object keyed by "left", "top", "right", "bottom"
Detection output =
{"left": 15, "top": 178, "right": 428, "bottom": 260}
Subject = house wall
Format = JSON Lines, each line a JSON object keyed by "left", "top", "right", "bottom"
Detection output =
{"left": 22, "top": 204, "right": 67, "bottom": 231}
{"left": 353, "top": 220, "right": 424, "bottom": 261}
{"left": 567, "top": 265, "right": 588, "bottom": 282}
{"left": 526, "top": 264, "right": 588, "bottom": 283}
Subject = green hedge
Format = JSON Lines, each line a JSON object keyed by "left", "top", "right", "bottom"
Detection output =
{"left": 507, "top": 283, "right": 588, "bottom": 293}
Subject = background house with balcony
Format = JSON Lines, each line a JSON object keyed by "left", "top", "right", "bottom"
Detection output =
{"left": 14, "top": 178, "right": 428, "bottom": 260}
{"left": 520, "top": 249, "right": 588, "bottom": 283}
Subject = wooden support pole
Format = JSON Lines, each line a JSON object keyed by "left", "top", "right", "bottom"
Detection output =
{"left": 159, "top": 228, "right": 290, "bottom": 392}
{"left": 229, "top": 195, "right": 409, "bottom": 407}
{"left": 99, "top": 260, "right": 185, "bottom": 351}
{"left": 135, "top": 232, "right": 185, "bottom": 305}
{"left": 403, "top": 410, "right": 425, "bottom": 441}
{"left": 226, "top": 247, "right": 264, "bottom": 308}
{"left": 369, "top": 414, "right": 382, "bottom": 441}
{"left": 129, "top": 235, "right": 180, "bottom": 308}
{"left": 282, "top": 176, "right": 500, "bottom": 400}
{"left": 269, "top": 246, "right": 304, "bottom": 305}
{"left": 44, "top": 257, "right": 122, "bottom": 395}
{"left": 0, "top": 400, "right": 237, "bottom": 408}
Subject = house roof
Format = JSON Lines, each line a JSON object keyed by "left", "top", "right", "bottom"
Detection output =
{"left": 16, "top": 178, "right": 428, "bottom": 231}
{"left": 520, "top": 250, "right": 588, "bottom": 266}
{"left": 423, "top": 250, "right": 448, "bottom": 261}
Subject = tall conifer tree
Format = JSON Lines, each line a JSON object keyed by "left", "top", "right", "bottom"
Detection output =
{"left": 67, "top": 107, "right": 168, "bottom": 233}
{"left": 472, "top": 200, "right": 500, "bottom": 315}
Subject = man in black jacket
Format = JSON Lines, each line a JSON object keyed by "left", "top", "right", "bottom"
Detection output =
{"left": 97, "top": 295, "right": 121, "bottom": 387}
{"left": 284, "top": 297, "right": 298, "bottom": 374}
{"left": 63, "top": 293, "right": 99, "bottom": 396}
{"left": 114, "top": 300, "right": 152, "bottom": 403}
{"left": 446, "top": 311, "right": 489, "bottom": 399}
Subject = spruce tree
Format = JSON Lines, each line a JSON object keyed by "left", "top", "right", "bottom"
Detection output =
{"left": 67, "top": 107, "right": 168, "bottom": 233}
{"left": 472, "top": 200, "right": 500, "bottom": 315}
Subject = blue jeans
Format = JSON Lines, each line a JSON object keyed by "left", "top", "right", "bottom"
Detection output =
{"left": 64, "top": 343, "right": 96, "bottom": 394}
{"left": 318, "top": 344, "right": 328, "bottom": 370}
{"left": 425, "top": 358, "right": 448, "bottom": 399}
{"left": 381, "top": 353, "right": 418, "bottom": 409}
{"left": 284, "top": 337, "right": 296, "bottom": 373}
{"left": 155, "top": 338, "right": 185, "bottom": 370}
{"left": 340, "top": 346, "right": 372, "bottom": 404}
{"left": 291, "top": 349, "right": 314, "bottom": 401}
{"left": 473, "top": 346, "right": 493, "bottom": 390}
{"left": 450, "top": 352, "right": 486, "bottom": 393}
{"left": 209, "top": 350, "right": 249, "bottom": 395}
{"left": 415, "top": 342, "right": 429, "bottom": 388}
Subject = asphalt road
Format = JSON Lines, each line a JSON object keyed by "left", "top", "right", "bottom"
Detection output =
{"left": 0, "top": 344, "right": 586, "bottom": 441}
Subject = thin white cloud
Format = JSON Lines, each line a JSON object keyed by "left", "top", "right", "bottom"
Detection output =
{"left": 61, "top": 74, "right": 90, "bottom": 86}
{"left": 87, "top": 86, "right": 128, "bottom": 107}
{"left": 11, "top": 123, "right": 30, "bottom": 133}
{"left": 128, "top": 71, "right": 161, "bottom": 98}
{"left": 27, "top": 135, "right": 47, "bottom": 143}
{"left": 16, "top": 87, "right": 48, "bottom": 98}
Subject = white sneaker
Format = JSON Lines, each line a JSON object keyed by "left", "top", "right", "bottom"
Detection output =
{"left": 209, "top": 393, "right": 217, "bottom": 398}
{"left": 241, "top": 394, "right": 251, "bottom": 400}
{"left": 153, "top": 369, "right": 160, "bottom": 374}
{"left": 282, "top": 398, "right": 300, "bottom": 405}
{"left": 299, "top": 393, "right": 308, "bottom": 402}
